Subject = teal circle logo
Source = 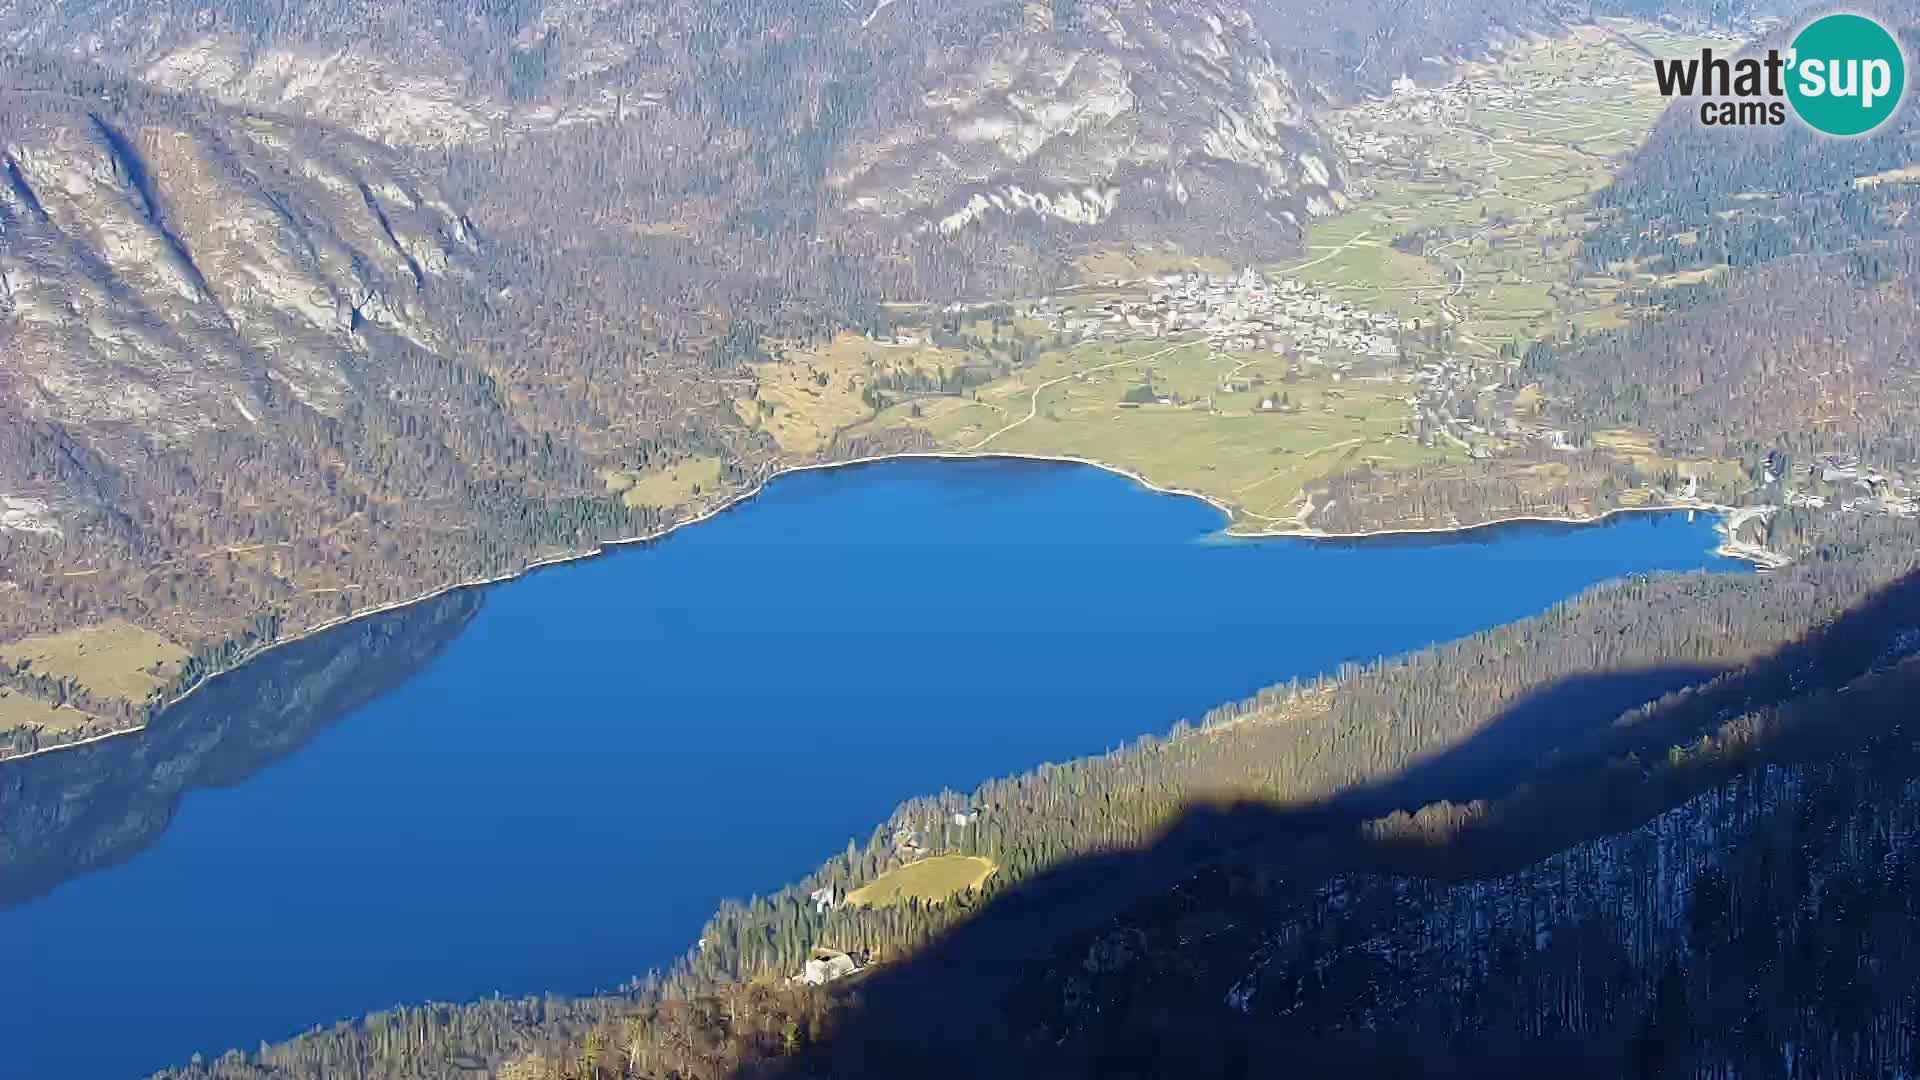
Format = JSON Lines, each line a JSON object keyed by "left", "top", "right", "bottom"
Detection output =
{"left": 1788, "top": 13, "right": 1906, "bottom": 136}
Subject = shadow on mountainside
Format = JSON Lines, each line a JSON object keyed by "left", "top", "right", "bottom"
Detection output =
{"left": 739, "top": 566, "right": 1920, "bottom": 1080}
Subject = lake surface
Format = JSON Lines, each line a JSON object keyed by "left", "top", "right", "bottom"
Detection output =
{"left": 0, "top": 459, "right": 1747, "bottom": 1079}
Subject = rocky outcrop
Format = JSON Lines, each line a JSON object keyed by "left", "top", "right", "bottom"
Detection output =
{"left": 0, "top": 1, "right": 1562, "bottom": 263}
{"left": 0, "top": 95, "right": 474, "bottom": 460}
{"left": 836, "top": 0, "right": 1342, "bottom": 245}
{"left": 0, "top": 0, "right": 1367, "bottom": 258}
{"left": 0, "top": 1, "right": 580, "bottom": 149}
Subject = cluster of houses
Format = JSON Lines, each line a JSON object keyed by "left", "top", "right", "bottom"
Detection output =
{"left": 1030, "top": 265, "right": 1557, "bottom": 456}
{"left": 1786, "top": 456, "right": 1919, "bottom": 518}
{"left": 0, "top": 495, "right": 61, "bottom": 538}
{"left": 892, "top": 823, "right": 928, "bottom": 860}
{"left": 1034, "top": 267, "right": 1402, "bottom": 364}
{"left": 1398, "top": 355, "right": 1549, "bottom": 457}
{"left": 1328, "top": 56, "right": 1638, "bottom": 169}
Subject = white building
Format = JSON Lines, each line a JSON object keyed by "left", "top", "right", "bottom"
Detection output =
{"left": 791, "top": 948, "right": 861, "bottom": 986}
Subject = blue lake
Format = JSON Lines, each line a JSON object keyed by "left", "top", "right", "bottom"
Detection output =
{"left": 0, "top": 459, "right": 1747, "bottom": 1078}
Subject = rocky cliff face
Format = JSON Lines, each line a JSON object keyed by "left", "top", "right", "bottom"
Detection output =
{"left": 0, "top": 0, "right": 581, "bottom": 149}
{"left": 1, "top": 97, "right": 475, "bottom": 462}
{"left": 0, "top": 72, "right": 532, "bottom": 649}
{"left": 0, "top": 0, "right": 1360, "bottom": 255}
{"left": 832, "top": 0, "right": 1341, "bottom": 247}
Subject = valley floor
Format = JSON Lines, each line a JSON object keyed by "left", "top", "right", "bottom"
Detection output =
{"left": 744, "top": 20, "right": 1909, "bottom": 550}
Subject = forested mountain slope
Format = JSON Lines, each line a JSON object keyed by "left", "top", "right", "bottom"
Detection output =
{"left": 1541, "top": 1, "right": 1920, "bottom": 476}
{"left": 0, "top": 0, "right": 1574, "bottom": 303}
{"left": 995, "top": 706, "right": 1920, "bottom": 1078}
{"left": 0, "top": 59, "right": 762, "bottom": 659}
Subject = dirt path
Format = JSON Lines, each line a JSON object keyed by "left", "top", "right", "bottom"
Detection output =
{"left": 1429, "top": 222, "right": 1498, "bottom": 323}
{"left": 1276, "top": 230, "right": 1375, "bottom": 276}
{"left": 969, "top": 339, "right": 1206, "bottom": 450}
{"left": 1233, "top": 438, "right": 1367, "bottom": 498}
{"left": 1221, "top": 353, "right": 1265, "bottom": 388}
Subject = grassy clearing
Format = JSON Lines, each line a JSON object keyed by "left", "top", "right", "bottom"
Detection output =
{"left": 845, "top": 855, "right": 998, "bottom": 908}
{"left": 739, "top": 332, "right": 986, "bottom": 454}
{"left": 893, "top": 338, "right": 1447, "bottom": 522}
{"left": 735, "top": 335, "right": 881, "bottom": 454}
{"left": 0, "top": 687, "right": 100, "bottom": 737}
{"left": 603, "top": 457, "right": 727, "bottom": 509}
{"left": 1590, "top": 430, "right": 1746, "bottom": 490}
{"left": 1646, "top": 266, "right": 1727, "bottom": 288}
{"left": 0, "top": 620, "right": 188, "bottom": 704}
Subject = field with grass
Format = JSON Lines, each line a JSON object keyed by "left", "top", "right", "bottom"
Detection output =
{"left": 1076, "top": 243, "right": 1232, "bottom": 283}
{"left": 845, "top": 855, "right": 998, "bottom": 908}
{"left": 603, "top": 457, "right": 728, "bottom": 510}
{"left": 1287, "top": 24, "right": 1736, "bottom": 356}
{"left": 0, "top": 687, "right": 97, "bottom": 737}
{"left": 0, "top": 620, "right": 189, "bottom": 703}
{"left": 856, "top": 335, "right": 1441, "bottom": 524}
{"left": 737, "top": 331, "right": 998, "bottom": 455}
{"left": 0, "top": 620, "right": 189, "bottom": 741}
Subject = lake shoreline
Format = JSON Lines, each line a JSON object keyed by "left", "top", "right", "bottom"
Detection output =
{"left": 2, "top": 449, "right": 1775, "bottom": 765}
